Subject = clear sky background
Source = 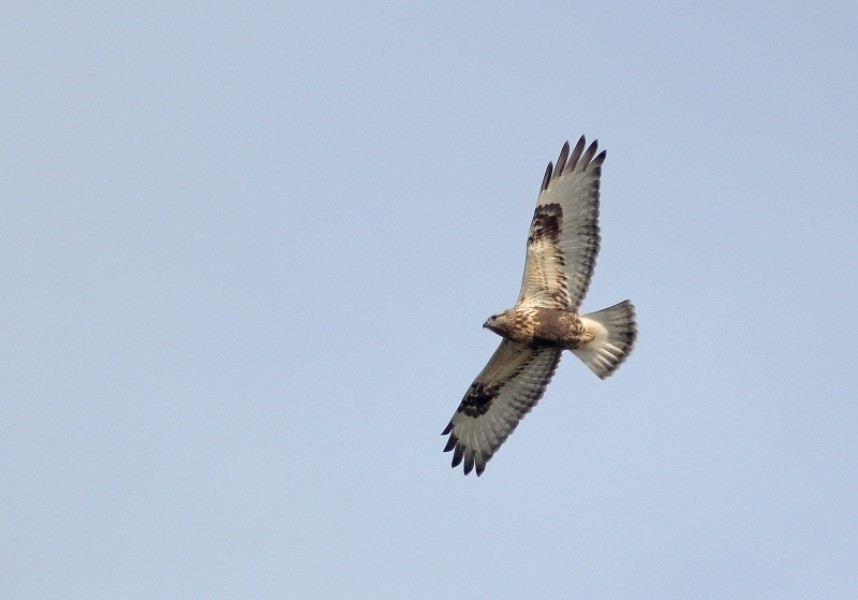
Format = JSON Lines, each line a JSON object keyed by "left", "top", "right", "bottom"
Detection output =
{"left": 3, "top": 2, "right": 857, "bottom": 598}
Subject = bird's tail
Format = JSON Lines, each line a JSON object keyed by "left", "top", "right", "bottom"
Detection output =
{"left": 571, "top": 300, "right": 637, "bottom": 379}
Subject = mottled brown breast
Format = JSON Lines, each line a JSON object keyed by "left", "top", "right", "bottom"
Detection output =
{"left": 530, "top": 307, "right": 588, "bottom": 349}
{"left": 501, "top": 308, "right": 538, "bottom": 344}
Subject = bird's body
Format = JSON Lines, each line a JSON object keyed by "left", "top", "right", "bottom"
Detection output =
{"left": 442, "top": 136, "right": 637, "bottom": 476}
{"left": 484, "top": 306, "right": 591, "bottom": 350}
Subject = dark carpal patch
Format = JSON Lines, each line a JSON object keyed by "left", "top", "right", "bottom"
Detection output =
{"left": 529, "top": 203, "right": 563, "bottom": 244}
{"left": 457, "top": 381, "right": 501, "bottom": 418}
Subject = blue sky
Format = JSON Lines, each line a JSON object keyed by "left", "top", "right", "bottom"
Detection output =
{"left": 3, "top": 2, "right": 857, "bottom": 598}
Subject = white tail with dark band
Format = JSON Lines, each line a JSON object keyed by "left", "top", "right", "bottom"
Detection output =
{"left": 572, "top": 300, "right": 637, "bottom": 379}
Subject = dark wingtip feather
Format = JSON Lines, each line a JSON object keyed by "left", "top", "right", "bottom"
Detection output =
{"left": 451, "top": 443, "right": 464, "bottom": 468}
{"left": 567, "top": 136, "right": 586, "bottom": 171}
{"left": 581, "top": 139, "right": 599, "bottom": 167}
{"left": 553, "top": 141, "right": 570, "bottom": 177}
{"left": 541, "top": 162, "right": 553, "bottom": 191}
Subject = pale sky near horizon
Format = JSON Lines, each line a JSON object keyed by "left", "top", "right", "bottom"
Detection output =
{"left": 3, "top": 2, "right": 858, "bottom": 598}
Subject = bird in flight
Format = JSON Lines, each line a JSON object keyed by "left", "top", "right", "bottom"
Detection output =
{"left": 442, "top": 136, "right": 637, "bottom": 476}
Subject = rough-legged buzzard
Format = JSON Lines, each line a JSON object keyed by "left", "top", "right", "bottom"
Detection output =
{"left": 442, "top": 136, "right": 637, "bottom": 476}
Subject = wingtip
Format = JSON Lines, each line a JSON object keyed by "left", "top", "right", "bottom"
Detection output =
{"left": 567, "top": 136, "right": 587, "bottom": 170}
{"left": 581, "top": 138, "right": 599, "bottom": 166}
{"left": 443, "top": 431, "right": 488, "bottom": 476}
{"left": 553, "top": 141, "right": 571, "bottom": 177}
{"left": 541, "top": 161, "right": 553, "bottom": 191}
{"left": 542, "top": 135, "right": 607, "bottom": 186}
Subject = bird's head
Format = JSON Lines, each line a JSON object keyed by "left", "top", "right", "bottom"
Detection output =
{"left": 483, "top": 310, "right": 513, "bottom": 335}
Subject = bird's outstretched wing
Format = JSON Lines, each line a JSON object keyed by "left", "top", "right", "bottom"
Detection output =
{"left": 517, "top": 136, "right": 605, "bottom": 311}
{"left": 442, "top": 340, "right": 561, "bottom": 476}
